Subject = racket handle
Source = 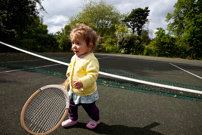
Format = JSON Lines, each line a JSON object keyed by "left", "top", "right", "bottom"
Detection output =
{"left": 61, "top": 79, "right": 69, "bottom": 90}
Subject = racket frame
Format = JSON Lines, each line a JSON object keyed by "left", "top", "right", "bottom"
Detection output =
{"left": 21, "top": 84, "right": 69, "bottom": 135}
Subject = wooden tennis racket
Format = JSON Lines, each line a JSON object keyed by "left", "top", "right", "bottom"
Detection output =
{"left": 20, "top": 80, "right": 69, "bottom": 135}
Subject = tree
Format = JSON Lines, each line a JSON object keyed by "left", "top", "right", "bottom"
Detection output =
{"left": 123, "top": 7, "right": 150, "bottom": 36}
{"left": 67, "top": 0, "right": 124, "bottom": 37}
{"left": 0, "top": 0, "right": 44, "bottom": 40}
{"left": 141, "top": 30, "right": 151, "bottom": 45}
{"left": 15, "top": 17, "right": 48, "bottom": 39}
{"left": 55, "top": 25, "right": 72, "bottom": 52}
{"left": 166, "top": 0, "right": 190, "bottom": 36}
{"left": 117, "top": 35, "right": 144, "bottom": 54}
{"left": 115, "top": 24, "right": 131, "bottom": 38}
{"left": 145, "top": 28, "right": 177, "bottom": 57}
{"left": 166, "top": 0, "right": 202, "bottom": 59}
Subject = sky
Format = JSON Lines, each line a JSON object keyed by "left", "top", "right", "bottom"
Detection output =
{"left": 39, "top": 0, "right": 177, "bottom": 37}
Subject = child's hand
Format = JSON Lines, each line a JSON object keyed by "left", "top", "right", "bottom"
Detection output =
{"left": 73, "top": 80, "right": 83, "bottom": 89}
{"left": 67, "top": 73, "right": 70, "bottom": 77}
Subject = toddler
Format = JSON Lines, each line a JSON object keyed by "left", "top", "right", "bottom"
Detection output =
{"left": 61, "top": 24, "right": 100, "bottom": 129}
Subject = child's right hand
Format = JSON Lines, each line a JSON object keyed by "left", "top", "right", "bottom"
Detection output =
{"left": 73, "top": 80, "right": 83, "bottom": 90}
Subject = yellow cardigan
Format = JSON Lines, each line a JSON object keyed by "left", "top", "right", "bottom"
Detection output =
{"left": 66, "top": 53, "right": 99, "bottom": 96}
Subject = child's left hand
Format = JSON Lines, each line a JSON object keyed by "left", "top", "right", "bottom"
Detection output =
{"left": 73, "top": 80, "right": 83, "bottom": 89}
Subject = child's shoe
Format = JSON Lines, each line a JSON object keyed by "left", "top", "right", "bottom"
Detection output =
{"left": 86, "top": 119, "right": 100, "bottom": 129}
{"left": 61, "top": 119, "right": 78, "bottom": 127}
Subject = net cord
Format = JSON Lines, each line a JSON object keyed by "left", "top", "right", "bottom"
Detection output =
{"left": 1, "top": 41, "right": 202, "bottom": 95}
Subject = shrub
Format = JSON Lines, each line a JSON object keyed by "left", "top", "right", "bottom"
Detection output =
{"left": 117, "top": 35, "right": 144, "bottom": 54}
{"left": 35, "top": 34, "right": 59, "bottom": 52}
{"left": 144, "top": 44, "right": 155, "bottom": 56}
{"left": 20, "top": 39, "right": 38, "bottom": 51}
{"left": 59, "top": 35, "right": 71, "bottom": 52}
{"left": 103, "top": 37, "right": 118, "bottom": 52}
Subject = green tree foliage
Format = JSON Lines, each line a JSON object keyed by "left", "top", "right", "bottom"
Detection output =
{"left": 15, "top": 17, "right": 48, "bottom": 39}
{"left": 60, "top": 35, "right": 72, "bottom": 52}
{"left": 0, "top": 0, "right": 44, "bottom": 40}
{"left": 0, "top": 0, "right": 60, "bottom": 52}
{"left": 56, "top": 25, "right": 72, "bottom": 52}
{"left": 17, "top": 16, "right": 59, "bottom": 52}
{"left": 36, "top": 34, "right": 59, "bottom": 52}
{"left": 166, "top": 0, "right": 202, "bottom": 59}
{"left": 141, "top": 30, "right": 151, "bottom": 45}
{"left": 68, "top": 0, "right": 124, "bottom": 37}
{"left": 117, "top": 35, "right": 144, "bottom": 54}
{"left": 115, "top": 24, "right": 132, "bottom": 38}
{"left": 145, "top": 28, "right": 177, "bottom": 57}
{"left": 123, "top": 7, "right": 150, "bottom": 36}
{"left": 104, "top": 37, "right": 117, "bottom": 52}
{"left": 20, "top": 34, "right": 58, "bottom": 52}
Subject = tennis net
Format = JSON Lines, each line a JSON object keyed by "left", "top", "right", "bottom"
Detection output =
{"left": 1, "top": 41, "right": 202, "bottom": 101}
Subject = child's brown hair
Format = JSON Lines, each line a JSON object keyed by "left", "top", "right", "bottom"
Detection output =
{"left": 70, "top": 24, "right": 99, "bottom": 50}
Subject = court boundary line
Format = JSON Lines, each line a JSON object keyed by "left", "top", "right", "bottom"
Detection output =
{"left": 0, "top": 59, "right": 49, "bottom": 64}
{"left": 97, "top": 57, "right": 112, "bottom": 59}
{"left": 0, "top": 64, "right": 60, "bottom": 73}
{"left": 169, "top": 63, "right": 202, "bottom": 80}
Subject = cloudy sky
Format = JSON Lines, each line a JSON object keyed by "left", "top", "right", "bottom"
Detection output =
{"left": 39, "top": 0, "right": 177, "bottom": 37}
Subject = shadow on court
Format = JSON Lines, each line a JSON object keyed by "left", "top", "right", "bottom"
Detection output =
{"left": 0, "top": 53, "right": 202, "bottom": 135}
{"left": 62, "top": 122, "right": 163, "bottom": 135}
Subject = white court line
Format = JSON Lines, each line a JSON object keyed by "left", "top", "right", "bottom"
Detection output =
{"left": 169, "top": 63, "right": 202, "bottom": 80}
{"left": 0, "top": 64, "right": 60, "bottom": 73}
{"left": 0, "top": 69, "right": 23, "bottom": 73}
{"left": 97, "top": 57, "right": 112, "bottom": 59}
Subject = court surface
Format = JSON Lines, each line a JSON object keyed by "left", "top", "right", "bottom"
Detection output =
{"left": 0, "top": 53, "right": 202, "bottom": 135}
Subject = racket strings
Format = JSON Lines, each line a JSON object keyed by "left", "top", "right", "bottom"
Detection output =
{"left": 33, "top": 91, "right": 58, "bottom": 132}
{"left": 24, "top": 88, "right": 66, "bottom": 133}
{"left": 26, "top": 89, "right": 65, "bottom": 133}
{"left": 25, "top": 90, "right": 54, "bottom": 132}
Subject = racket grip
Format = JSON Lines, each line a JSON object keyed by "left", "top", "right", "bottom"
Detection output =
{"left": 61, "top": 79, "right": 69, "bottom": 90}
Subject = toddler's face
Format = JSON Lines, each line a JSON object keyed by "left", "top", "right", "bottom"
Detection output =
{"left": 71, "top": 36, "right": 91, "bottom": 57}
